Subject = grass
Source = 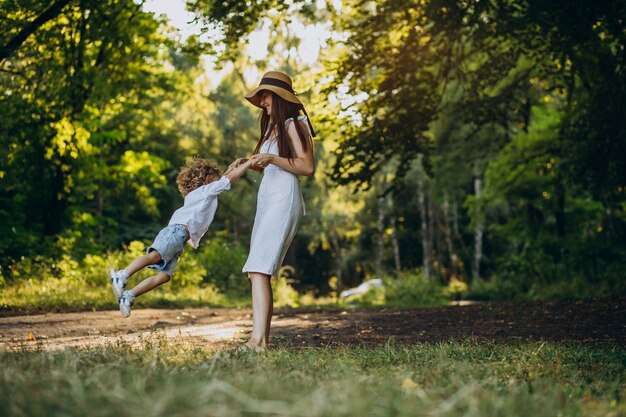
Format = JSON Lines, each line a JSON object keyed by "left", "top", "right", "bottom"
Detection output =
{"left": 0, "top": 277, "right": 244, "bottom": 313}
{"left": 0, "top": 240, "right": 254, "bottom": 313}
{"left": 0, "top": 265, "right": 324, "bottom": 313}
{"left": 1, "top": 337, "right": 624, "bottom": 417}
{"left": 0, "top": 276, "right": 331, "bottom": 314}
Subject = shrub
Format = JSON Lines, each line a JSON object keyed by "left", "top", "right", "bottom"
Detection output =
{"left": 272, "top": 266, "right": 300, "bottom": 307}
{"left": 342, "top": 270, "right": 450, "bottom": 307}
{"left": 0, "top": 238, "right": 230, "bottom": 311}
{"left": 382, "top": 269, "right": 449, "bottom": 307}
{"left": 469, "top": 272, "right": 626, "bottom": 302}
{"left": 193, "top": 231, "right": 248, "bottom": 296}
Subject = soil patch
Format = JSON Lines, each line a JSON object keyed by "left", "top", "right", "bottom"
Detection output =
{"left": 1, "top": 298, "right": 624, "bottom": 350}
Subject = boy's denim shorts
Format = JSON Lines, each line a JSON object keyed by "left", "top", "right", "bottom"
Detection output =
{"left": 147, "top": 224, "right": 188, "bottom": 276}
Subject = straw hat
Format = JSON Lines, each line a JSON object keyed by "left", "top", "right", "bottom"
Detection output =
{"left": 245, "top": 71, "right": 302, "bottom": 108}
{"left": 245, "top": 71, "right": 316, "bottom": 137}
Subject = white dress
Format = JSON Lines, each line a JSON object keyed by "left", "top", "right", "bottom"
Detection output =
{"left": 242, "top": 117, "right": 308, "bottom": 277}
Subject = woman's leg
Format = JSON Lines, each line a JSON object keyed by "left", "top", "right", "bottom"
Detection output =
{"left": 266, "top": 283, "right": 273, "bottom": 345}
{"left": 129, "top": 271, "right": 171, "bottom": 297}
{"left": 247, "top": 272, "right": 273, "bottom": 349}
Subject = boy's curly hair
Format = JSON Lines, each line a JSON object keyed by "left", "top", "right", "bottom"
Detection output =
{"left": 176, "top": 158, "right": 221, "bottom": 197}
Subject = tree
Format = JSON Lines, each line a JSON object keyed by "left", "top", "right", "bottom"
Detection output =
{"left": 0, "top": 0, "right": 191, "bottom": 262}
{"left": 0, "top": 0, "right": 71, "bottom": 61}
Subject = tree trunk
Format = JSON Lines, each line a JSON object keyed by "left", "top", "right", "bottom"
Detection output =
{"left": 43, "top": 161, "right": 67, "bottom": 236}
{"left": 375, "top": 193, "right": 386, "bottom": 280}
{"left": 554, "top": 172, "right": 566, "bottom": 240}
{"left": 97, "top": 179, "right": 104, "bottom": 243}
{"left": 387, "top": 195, "right": 401, "bottom": 272}
{"left": 443, "top": 194, "right": 458, "bottom": 279}
{"left": 330, "top": 226, "right": 343, "bottom": 302}
{"left": 417, "top": 155, "right": 432, "bottom": 280}
{"left": 427, "top": 178, "right": 435, "bottom": 277}
{"left": 553, "top": 171, "right": 566, "bottom": 264}
{"left": 472, "top": 172, "right": 484, "bottom": 282}
{"left": 390, "top": 212, "right": 401, "bottom": 272}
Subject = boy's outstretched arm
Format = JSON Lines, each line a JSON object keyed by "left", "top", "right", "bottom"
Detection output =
{"left": 228, "top": 157, "right": 248, "bottom": 169}
{"left": 225, "top": 159, "right": 252, "bottom": 183}
{"left": 228, "top": 156, "right": 263, "bottom": 174}
{"left": 223, "top": 158, "right": 247, "bottom": 177}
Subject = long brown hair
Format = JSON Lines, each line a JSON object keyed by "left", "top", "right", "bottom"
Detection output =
{"left": 253, "top": 91, "right": 311, "bottom": 162}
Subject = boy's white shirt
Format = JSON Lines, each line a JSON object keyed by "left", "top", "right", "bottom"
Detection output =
{"left": 168, "top": 176, "right": 231, "bottom": 248}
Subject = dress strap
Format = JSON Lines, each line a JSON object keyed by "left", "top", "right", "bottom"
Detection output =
{"left": 300, "top": 109, "right": 316, "bottom": 137}
{"left": 287, "top": 115, "right": 314, "bottom": 138}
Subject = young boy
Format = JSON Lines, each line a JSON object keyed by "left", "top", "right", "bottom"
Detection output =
{"left": 109, "top": 157, "right": 251, "bottom": 317}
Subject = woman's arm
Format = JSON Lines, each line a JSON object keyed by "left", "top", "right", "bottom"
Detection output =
{"left": 225, "top": 159, "right": 253, "bottom": 183}
{"left": 227, "top": 156, "right": 263, "bottom": 173}
{"left": 250, "top": 120, "right": 315, "bottom": 176}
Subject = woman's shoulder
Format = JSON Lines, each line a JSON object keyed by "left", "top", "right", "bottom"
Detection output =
{"left": 284, "top": 115, "right": 308, "bottom": 126}
{"left": 285, "top": 115, "right": 311, "bottom": 136}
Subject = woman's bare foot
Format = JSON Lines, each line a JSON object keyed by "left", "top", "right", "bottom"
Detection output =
{"left": 241, "top": 337, "right": 266, "bottom": 352}
{"left": 240, "top": 343, "right": 265, "bottom": 353}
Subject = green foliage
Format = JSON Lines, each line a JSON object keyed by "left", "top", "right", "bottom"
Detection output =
{"left": 1, "top": 340, "right": 625, "bottom": 417}
{"left": 353, "top": 285, "right": 387, "bottom": 306}
{"left": 0, "top": 240, "right": 229, "bottom": 311}
{"left": 0, "top": 0, "right": 189, "bottom": 264}
{"left": 2, "top": 0, "right": 626, "bottom": 307}
{"left": 344, "top": 270, "right": 450, "bottom": 308}
{"left": 469, "top": 270, "right": 626, "bottom": 302}
{"left": 193, "top": 231, "right": 249, "bottom": 296}
{"left": 477, "top": 105, "right": 626, "bottom": 295}
{"left": 272, "top": 266, "right": 300, "bottom": 308}
{"left": 187, "top": 0, "right": 325, "bottom": 61}
{"left": 324, "top": 0, "right": 624, "bottom": 294}
{"left": 382, "top": 270, "right": 450, "bottom": 307}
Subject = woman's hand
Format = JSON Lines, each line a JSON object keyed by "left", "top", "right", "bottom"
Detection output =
{"left": 249, "top": 153, "right": 275, "bottom": 170}
{"left": 228, "top": 157, "right": 248, "bottom": 170}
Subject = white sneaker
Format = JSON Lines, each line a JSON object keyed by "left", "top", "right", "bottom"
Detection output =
{"left": 109, "top": 268, "right": 126, "bottom": 302}
{"left": 119, "top": 290, "right": 135, "bottom": 318}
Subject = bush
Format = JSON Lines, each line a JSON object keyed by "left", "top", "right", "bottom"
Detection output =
{"left": 343, "top": 270, "right": 450, "bottom": 307}
{"left": 0, "top": 238, "right": 231, "bottom": 311}
{"left": 192, "top": 231, "right": 249, "bottom": 296}
{"left": 272, "top": 266, "right": 300, "bottom": 307}
{"left": 469, "top": 272, "right": 626, "bottom": 302}
{"left": 383, "top": 269, "right": 449, "bottom": 307}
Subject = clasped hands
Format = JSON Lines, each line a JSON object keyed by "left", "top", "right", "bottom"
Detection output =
{"left": 229, "top": 154, "right": 274, "bottom": 172}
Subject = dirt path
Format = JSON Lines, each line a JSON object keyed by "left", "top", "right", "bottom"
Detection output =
{"left": 1, "top": 298, "right": 625, "bottom": 350}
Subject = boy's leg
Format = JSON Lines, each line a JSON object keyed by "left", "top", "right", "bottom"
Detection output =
{"left": 118, "top": 272, "right": 170, "bottom": 318}
{"left": 246, "top": 272, "right": 273, "bottom": 349}
{"left": 110, "top": 250, "right": 162, "bottom": 302}
{"left": 129, "top": 271, "right": 171, "bottom": 297}
{"left": 124, "top": 250, "right": 163, "bottom": 276}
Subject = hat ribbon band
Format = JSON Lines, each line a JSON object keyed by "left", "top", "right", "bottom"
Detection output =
{"left": 259, "top": 77, "right": 295, "bottom": 94}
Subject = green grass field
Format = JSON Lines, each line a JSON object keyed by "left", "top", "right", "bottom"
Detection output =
{"left": 1, "top": 336, "right": 624, "bottom": 417}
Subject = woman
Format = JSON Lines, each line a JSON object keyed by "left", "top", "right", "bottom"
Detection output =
{"left": 236, "top": 71, "right": 316, "bottom": 350}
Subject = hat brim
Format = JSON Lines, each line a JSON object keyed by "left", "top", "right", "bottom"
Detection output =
{"left": 245, "top": 85, "right": 302, "bottom": 108}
